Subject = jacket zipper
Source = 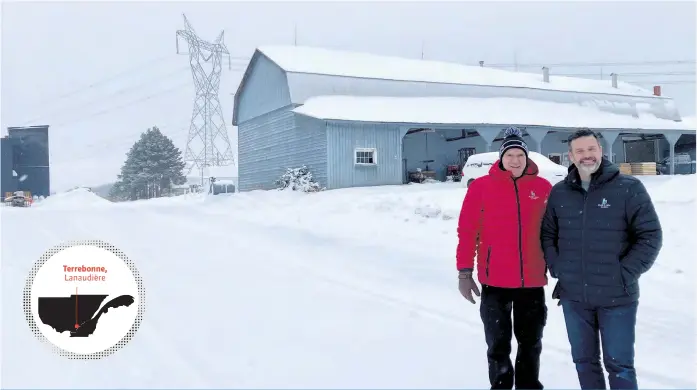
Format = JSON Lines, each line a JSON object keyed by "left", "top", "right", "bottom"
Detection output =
{"left": 513, "top": 178, "right": 524, "bottom": 288}
{"left": 485, "top": 246, "right": 491, "bottom": 279}
{"left": 581, "top": 191, "right": 589, "bottom": 303}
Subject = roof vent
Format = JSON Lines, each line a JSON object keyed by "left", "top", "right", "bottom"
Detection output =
{"left": 479, "top": 61, "right": 484, "bottom": 67}
{"left": 542, "top": 67, "right": 549, "bottom": 83}
{"left": 611, "top": 73, "right": 618, "bottom": 88}
{"left": 653, "top": 85, "right": 661, "bottom": 96}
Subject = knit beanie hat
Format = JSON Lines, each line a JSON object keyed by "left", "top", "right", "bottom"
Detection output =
{"left": 499, "top": 127, "right": 529, "bottom": 160}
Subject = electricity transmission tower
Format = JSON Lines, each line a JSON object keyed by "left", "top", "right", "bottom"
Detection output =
{"left": 176, "top": 14, "right": 235, "bottom": 182}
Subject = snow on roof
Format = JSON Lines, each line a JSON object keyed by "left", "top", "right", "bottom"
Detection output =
{"left": 257, "top": 45, "right": 657, "bottom": 98}
{"left": 293, "top": 96, "right": 694, "bottom": 132}
{"left": 680, "top": 115, "right": 696, "bottom": 129}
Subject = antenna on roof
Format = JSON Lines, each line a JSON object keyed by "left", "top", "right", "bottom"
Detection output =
{"left": 421, "top": 40, "right": 425, "bottom": 60}
{"left": 294, "top": 23, "right": 298, "bottom": 46}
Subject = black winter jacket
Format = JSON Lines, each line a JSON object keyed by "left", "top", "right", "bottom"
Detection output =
{"left": 541, "top": 158, "right": 662, "bottom": 307}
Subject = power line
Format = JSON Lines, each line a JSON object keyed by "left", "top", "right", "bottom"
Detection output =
{"left": 554, "top": 71, "right": 695, "bottom": 77}
{"left": 18, "top": 61, "right": 248, "bottom": 127}
{"left": 631, "top": 80, "right": 696, "bottom": 85}
{"left": 24, "top": 54, "right": 178, "bottom": 110}
{"left": 50, "top": 124, "right": 192, "bottom": 165}
{"left": 486, "top": 59, "right": 696, "bottom": 68}
{"left": 21, "top": 66, "right": 193, "bottom": 126}
{"left": 51, "top": 81, "right": 192, "bottom": 128}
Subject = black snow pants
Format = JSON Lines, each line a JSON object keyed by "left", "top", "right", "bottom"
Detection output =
{"left": 479, "top": 284, "right": 547, "bottom": 390}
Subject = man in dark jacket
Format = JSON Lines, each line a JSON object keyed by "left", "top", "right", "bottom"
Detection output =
{"left": 541, "top": 128, "right": 662, "bottom": 390}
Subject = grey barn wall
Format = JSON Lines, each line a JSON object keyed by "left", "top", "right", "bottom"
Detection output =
{"left": 236, "top": 54, "right": 328, "bottom": 191}
{"left": 325, "top": 121, "right": 404, "bottom": 189}
{"left": 237, "top": 107, "right": 327, "bottom": 191}
{"left": 236, "top": 54, "right": 293, "bottom": 124}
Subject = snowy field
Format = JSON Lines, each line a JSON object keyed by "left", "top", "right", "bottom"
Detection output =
{"left": 1, "top": 175, "right": 695, "bottom": 389}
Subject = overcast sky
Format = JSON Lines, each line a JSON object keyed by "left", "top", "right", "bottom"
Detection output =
{"left": 2, "top": 1, "right": 695, "bottom": 191}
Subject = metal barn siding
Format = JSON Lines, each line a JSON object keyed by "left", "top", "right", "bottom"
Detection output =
{"left": 7, "top": 126, "right": 50, "bottom": 197}
{"left": 237, "top": 107, "right": 327, "bottom": 191}
{"left": 325, "top": 121, "right": 404, "bottom": 189}
{"left": 1, "top": 137, "right": 17, "bottom": 195}
{"left": 235, "top": 54, "right": 293, "bottom": 124}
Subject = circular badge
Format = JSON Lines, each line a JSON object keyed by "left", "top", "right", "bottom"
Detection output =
{"left": 23, "top": 240, "right": 145, "bottom": 359}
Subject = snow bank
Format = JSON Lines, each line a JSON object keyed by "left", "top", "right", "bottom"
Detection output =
{"left": 33, "top": 188, "right": 112, "bottom": 210}
{"left": 3, "top": 172, "right": 694, "bottom": 389}
{"left": 294, "top": 95, "right": 692, "bottom": 131}
{"left": 643, "top": 175, "right": 697, "bottom": 203}
{"left": 348, "top": 184, "right": 464, "bottom": 222}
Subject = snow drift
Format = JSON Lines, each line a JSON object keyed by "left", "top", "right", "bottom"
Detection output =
{"left": 32, "top": 187, "right": 111, "bottom": 210}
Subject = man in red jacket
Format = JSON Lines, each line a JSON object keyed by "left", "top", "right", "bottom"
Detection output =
{"left": 456, "top": 127, "right": 553, "bottom": 390}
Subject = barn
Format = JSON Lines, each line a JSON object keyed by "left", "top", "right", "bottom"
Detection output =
{"left": 232, "top": 45, "right": 695, "bottom": 192}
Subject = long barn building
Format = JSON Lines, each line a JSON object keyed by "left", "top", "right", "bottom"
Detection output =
{"left": 232, "top": 45, "right": 695, "bottom": 191}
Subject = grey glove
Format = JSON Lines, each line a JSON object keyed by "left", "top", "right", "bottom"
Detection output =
{"left": 458, "top": 270, "right": 481, "bottom": 304}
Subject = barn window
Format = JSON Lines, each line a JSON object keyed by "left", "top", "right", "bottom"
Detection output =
{"left": 355, "top": 148, "right": 377, "bottom": 165}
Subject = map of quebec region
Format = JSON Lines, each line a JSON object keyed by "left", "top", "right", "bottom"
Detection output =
{"left": 37, "top": 294, "right": 135, "bottom": 337}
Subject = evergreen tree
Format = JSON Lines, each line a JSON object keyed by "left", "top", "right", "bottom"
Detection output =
{"left": 110, "top": 126, "right": 186, "bottom": 201}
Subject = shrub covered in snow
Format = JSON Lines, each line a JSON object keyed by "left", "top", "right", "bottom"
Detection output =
{"left": 275, "top": 166, "right": 324, "bottom": 193}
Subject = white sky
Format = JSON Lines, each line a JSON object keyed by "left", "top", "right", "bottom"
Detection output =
{"left": 1, "top": 1, "right": 695, "bottom": 191}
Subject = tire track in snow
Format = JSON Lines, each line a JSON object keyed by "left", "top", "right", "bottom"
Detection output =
{"left": 16, "top": 202, "right": 686, "bottom": 389}
{"left": 59, "top": 209, "right": 216, "bottom": 388}
{"left": 143, "top": 210, "right": 586, "bottom": 379}
{"left": 122, "top": 207, "right": 482, "bottom": 388}
{"left": 147, "top": 207, "right": 692, "bottom": 390}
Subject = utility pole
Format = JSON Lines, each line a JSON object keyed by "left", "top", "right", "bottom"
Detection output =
{"left": 294, "top": 23, "right": 298, "bottom": 46}
{"left": 176, "top": 14, "right": 236, "bottom": 186}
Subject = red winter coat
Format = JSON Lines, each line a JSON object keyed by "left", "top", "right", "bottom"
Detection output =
{"left": 456, "top": 159, "right": 552, "bottom": 288}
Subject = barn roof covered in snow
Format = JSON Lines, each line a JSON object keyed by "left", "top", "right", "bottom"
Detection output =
{"left": 292, "top": 95, "right": 694, "bottom": 132}
{"left": 257, "top": 45, "right": 654, "bottom": 98}
{"left": 233, "top": 45, "right": 683, "bottom": 125}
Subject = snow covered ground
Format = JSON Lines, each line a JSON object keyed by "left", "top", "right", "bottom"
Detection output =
{"left": 1, "top": 175, "right": 695, "bottom": 389}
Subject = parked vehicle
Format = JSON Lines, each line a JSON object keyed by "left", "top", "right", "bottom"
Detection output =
{"left": 209, "top": 177, "right": 237, "bottom": 195}
{"left": 656, "top": 153, "right": 696, "bottom": 175}
{"left": 461, "top": 151, "right": 568, "bottom": 188}
{"left": 3, "top": 191, "right": 32, "bottom": 207}
{"left": 446, "top": 164, "right": 462, "bottom": 182}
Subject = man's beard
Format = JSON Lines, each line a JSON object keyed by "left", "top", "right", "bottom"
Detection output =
{"left": 576, "top": 158, "right": 601, "bottom": 176}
